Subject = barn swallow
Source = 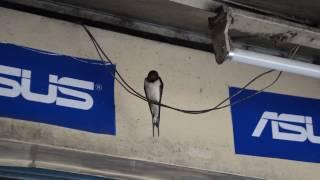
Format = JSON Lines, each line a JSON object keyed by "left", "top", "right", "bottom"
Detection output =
{"left": 144, "top": 70, "right": 163, "bottom": 137}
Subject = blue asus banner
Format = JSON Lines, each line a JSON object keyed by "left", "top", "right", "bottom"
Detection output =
{"left": 230, "top": 87, "right": 320, "bottom": 163}
{"left": 0, "top": 43, "right": 115, "bottom": 135}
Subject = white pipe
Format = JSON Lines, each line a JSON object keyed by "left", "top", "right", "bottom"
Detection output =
{"left": 227, "top": 48, "right": 320, "bottom": 79}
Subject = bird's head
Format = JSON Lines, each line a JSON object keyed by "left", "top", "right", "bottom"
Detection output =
{"left": 146, "top": 70, "right": 159, "bottom": 82}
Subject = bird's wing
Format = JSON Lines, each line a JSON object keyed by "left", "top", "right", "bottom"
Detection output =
{"left": 158, "top": 77, "right": 164, "bottom": 121}
{"left": 144, "top": 79, "right": 152, "bottom": 113}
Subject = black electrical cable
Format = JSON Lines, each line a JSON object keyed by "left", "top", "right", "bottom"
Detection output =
{"left": 84, "top": 26, "right": 272, "bottom": 114}
{"left": 215, "top": 71, "right": 282, "bottom": 110}
{"left": 83, "top": 25, "right": 274, "bottom": 113}
{"left": 83, "top": 25, "right": 147, "bottom": 101}
{"left": 82, "top": 24, "right": 298, "bottom": 114}
{"left": 83, "top": 24, "right": 286, "bottom": 113}
{"left": 87, "top": 29, "right": 145, "bottom": 101}
{"left": 212, "top": 46, "right": 300, "bottom": 109}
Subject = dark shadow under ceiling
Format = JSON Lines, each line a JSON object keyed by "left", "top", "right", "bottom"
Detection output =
{"left": 225, "top": 0, "right": 320, "bottom": 26}
{"left": 2, "top": 0, "right": 320, "bottom": 64}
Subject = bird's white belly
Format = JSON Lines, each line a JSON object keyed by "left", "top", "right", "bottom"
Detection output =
{"left": 146, "top": 80, "right": 161, "bottom": 102}
{"left": 145, "top": 79, "right": 161, "bottom": 123}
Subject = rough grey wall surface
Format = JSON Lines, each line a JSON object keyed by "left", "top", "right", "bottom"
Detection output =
{"left": 0, "top": 7, "right": 320, "bottom": 180}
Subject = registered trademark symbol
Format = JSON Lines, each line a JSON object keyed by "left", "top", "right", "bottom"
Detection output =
{"left": 95, "top": 84, "right": 103, "bottom": 91}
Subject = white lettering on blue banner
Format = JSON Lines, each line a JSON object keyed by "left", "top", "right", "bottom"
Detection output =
{"left": 229, "top": 87, "right": 320, "bottom": 163}
{"left": 0, "top": 43, "right": 115, "bottom": 135}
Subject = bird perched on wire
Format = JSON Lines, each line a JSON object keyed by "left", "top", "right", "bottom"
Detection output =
{"left": 144, "top": 70, "right": 163, "bottom": 137}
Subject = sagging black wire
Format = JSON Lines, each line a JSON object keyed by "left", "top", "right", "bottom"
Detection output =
{"left": 82, "top": 24, "right": 299, "bottom": 114}
{"left": 83, "top": 25, "right": 147, "bottom": 100}
{"left": 84, "top": 27, "right": 146, "bottom": 102}
{"left": 215, "top": 71, "right": 282, "bottom": 110}
{"left": 214, "top": 46, "right": 300, "bottom": 111}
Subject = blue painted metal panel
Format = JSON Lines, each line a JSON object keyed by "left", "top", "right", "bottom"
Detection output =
{"left": 0, "top": 43, "right": 115, "bottom": 135}
{"left": 230, "top": 87, "right": 320, "bottom": 163}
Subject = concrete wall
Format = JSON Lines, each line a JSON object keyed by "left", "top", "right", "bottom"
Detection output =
{"left": 0, "top": 7, "right": 320, "bottom": 180}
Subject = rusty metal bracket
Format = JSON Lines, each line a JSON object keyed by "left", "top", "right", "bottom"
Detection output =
{"left": 208, "top": 7, "right": 232, "bottom": 64}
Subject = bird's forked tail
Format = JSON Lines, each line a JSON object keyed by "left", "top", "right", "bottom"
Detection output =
{"left": 152, "top": 122, "right": 160, "bottom": 137}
